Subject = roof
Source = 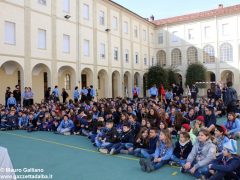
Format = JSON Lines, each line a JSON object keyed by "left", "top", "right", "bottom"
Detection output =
{"left": 153, "top": 4, "right": 240, "bottom": 26}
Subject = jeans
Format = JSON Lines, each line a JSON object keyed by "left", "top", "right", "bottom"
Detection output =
{"left": 153, "top": 160, "right": 169, "bottom": 170}
{"left": 185, "top": 161, "right": 209, "bottom": 178}
{"left": 140, "top": 149, "right": 154, "bottom": 159}
{"left": 95, "top": 138, "right": 112, "bottom": 149}
{"left": 57, "top": 127, "right": 71, "bottom": 134}
{"left": 111, "top": 143, "right": 134, "bottom": 154}
{"left": 170, "top": 155, "right": 186, "bottom": 166}
{"left": 209, "top": 172, "right": 239, "bottom": 180}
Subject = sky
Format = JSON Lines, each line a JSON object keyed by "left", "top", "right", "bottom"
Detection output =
{"left": 113, "top": 0, "right": 240, "bottom": 19}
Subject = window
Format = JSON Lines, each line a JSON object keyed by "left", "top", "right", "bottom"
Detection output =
{"left": 187, "top": 46, "right": 198, "bottom": 64}
{"left": 171, "top": 48, "right": 182, "bottom": 66}
{"left": 144, "top": 54, "right": 147, "bottom": 65}
{"left": 143, "top": 30, "right": 147, "bottom": 41}
{"left": 83, "top": 4, "right": 89, "bottom": 20}
{"left": 172, "top": 31, "right": 178, "bottom": 42}
{"left": 220, "top": 43, "right": 233, "bottom": 62}
{"left": 134, "top": 26, "right": 138, "bottom": 38}
{"left": 125, "top": 49, "right": 129, "bottom": 63}
{"left": 112, "top": 16, "right": 118, "bottom": 30}
{"left": 157, "top": 50, "right": 166, "bottom": 66}
{"left": 135, "top": 52, "right": 139, "bottom": 64}
{"left": 38, "top": 0, "right": 46, "bottom": 6}
{"left": 83, "top": 39, "right": 90, "bottom": 56}
{"left": 222, "top": 23, "right": 230, "bottom": 36}
{"left": 63, "top": 34, "right": 70, "bottom": 53}
{"left": 64, "top": 74, "right": 71, "bottom": 90}
{"left": 63, "top": 0, "right": 70, "bottom": 13}
{"left": 123, "top": 21, "right": 128, "bottom": 34}
{"left": 4, "top": 21, "right": 16, "bottom": 45}
{"left": 158, "top": 33, "right": 163, "bottom": 44}
{"left": 204, "top": 26, "right": 211, "bottom": 38}
{"left": 203, "top": 45, "right": 215, "bottom": 63}
{"left": 38, "top": 29, "right": 46, "bottom": 49}
{"left": 188, "top": 29, "right": 194, "bottom": 40}
{"left": 100, "top": 43, "right": 105, "bottom": 59}
{"left": 114, "top": 47, "right": 118, "bottom": 60}
{"left": 99, "top": 11, "right": 105, "bottom": 25}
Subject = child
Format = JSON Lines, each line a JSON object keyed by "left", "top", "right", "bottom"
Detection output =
{"left": 18, "top": 111, "right": 29, "bottom": 130}
{"left": 190, "top": 116, "right": 205, "bottom": 136}
{"left": 6, "top": 109, "right": 18, "bottom": 130}
{"left": 95, "top": 119, "right": 119, "bottom": 154}
{"left": 139, "top": 129, "right": 173, "bottom": 172}
{"left": 207, "top": 139, "right": 240, "bottom": 180}
{"left": 169, "top": 132, "right": 193, "bottom": 167}
{"left": 212, "top": 125, "right": 229, "bottom": 156}
{"left": 0, "top": 109, "right": 7, "bottom": 130}
{"left": 224, "top": 112, "right": 240, "bottom": 139}
{"left": 181, "top": 123, "right": 196, "bottom": 145}
{"left": 181, "top": 128, "right": 216, "bottom": 179}
{"left": 140, "top": 127, "right": 158, "bottom": 158}
{"left": 109, "top": 122, "right": 134, "bottom": 155}
{"left": 131, "top": 127, "right": 149, "bottom": 157}
{"left": 129, "top": 114, "right": 140, "bottom": 137}
{"left": 158, "top": 120, "right": 168, "bottom": 132}
{"left": 56, "top": 115, "right": 74, "bottom": 135}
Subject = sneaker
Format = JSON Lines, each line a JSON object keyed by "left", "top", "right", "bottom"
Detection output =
{"left": 63, "top": 132, "right": 71, "bottom": 136}
{"left": 110, "top": 149, "right": 116, "bottom": 155}
{"left": 145, "top": 159, "right": 154, "bottom": 172}
{"left": 120, "top": 150, "right": 129, "bottom": 154}
{"left": 169, "top": 161, "right": 180, "bottom": 167}
{"left": 139, "top": 158, "right": 147, "bottom": 172}
{"left": 99, "top": 148, "right": 108, "bottom": 154}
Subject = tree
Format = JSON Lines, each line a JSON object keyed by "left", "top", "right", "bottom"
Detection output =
{"left": 146, "top": 65, "right": 168, "bottom": 89}
{"left": 167, "top": 67, "right": 180, "bottom": 87}
{"left": 185, "top": 63, "right": 207, "bottom": 88}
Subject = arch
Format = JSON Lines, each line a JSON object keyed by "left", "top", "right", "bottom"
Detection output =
{"left": 203, "top": 45, "right": 215, "bottom": 63}
{"left": 187, "top": 46, "right": 198, "bottom": 64}
{"left": 58, "top": 65, "right": 76, "bottom": 102}
{"left": 176, "top": 73, "right": 183, "bottom": 87}
{"left": 156, "top": 50, "right": 166, "bottom": 66}
{"left": 0, "top": 61, "right": 24, "bottom": 104}
{"left": 81, "top": 68, "right": 93, "bottom": 89}
{"left": 32, "top": 63, "right": 51, "bottom": 103}
{"left": 221, "top": 70, "right": 234, "bottom": 84}
{"left": 220, "top": 43, "right": 233, "bottom": 62}
{"left": 123, "top": 71, "right": 131, "bottom": 97}
{"left": 171, "top": 48, "right": 182, "bottom": 66}
{"left": 112, "top": 71, "right": 121, "bottom": 98}
{"left": 97, "top": 69, "right": 108, "bottom": 98}
{"left": 134, "top": 72, "right": 141, "bottom": 87}
{"left": 206, "top": 71, "right": 216, "bottom": 90}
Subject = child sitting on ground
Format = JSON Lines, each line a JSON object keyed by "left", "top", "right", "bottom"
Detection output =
{"left": 169, "top": 131, "right": 193, "bottom": 167}
{"left": 109, "top": 122, "right": 134, "bottom": 155}
{"left": 190, "top": 116, "right": 205, "bottom": 136}
{"left": 56, "top": 114, "right": 74, "bottom": 135}
{"left": 207, "top": 139, "right": 240, "bottom": 180}
{"left": 139, "top": 129, "right": 173, "bottom": 172}
{"left": 181, "top": 128, "right": 216, "bottom": 179}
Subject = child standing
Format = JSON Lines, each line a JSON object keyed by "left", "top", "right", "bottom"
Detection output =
{"left": 139, "top": 129, "right": 173, "bottom": 172}
{"left": 169, "top": 132, "right": 193, "bottom": 167}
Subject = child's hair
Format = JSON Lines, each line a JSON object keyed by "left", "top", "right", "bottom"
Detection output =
{"left": 159, "top": 129, "right": 172, "bottom": 148}
{"left": 180, "top": 131, "right": 190, "bottom": 140}
{"left": 199, "top": 128, "right": 211, "bottom": 139}
{"left": 136, "top": 127, "right": 149, "bottom": 139}
{"left": 158, "top": 120, "right": 168, "bottom": 129}
{"left": 228, "top": 112, "right": 236, "bottom": 119}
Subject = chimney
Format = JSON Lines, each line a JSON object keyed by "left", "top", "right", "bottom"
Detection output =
{"left": 150, "top": 15, "right": 155, "bottom": 21}
{"left": 218, "top": 4, "right": 223, "bottom": 9}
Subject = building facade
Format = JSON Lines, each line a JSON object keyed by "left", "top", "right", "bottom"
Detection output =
{"left": 0, "top": 0, "right": 240, "bottom": 103}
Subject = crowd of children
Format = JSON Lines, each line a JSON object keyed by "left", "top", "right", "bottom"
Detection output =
{"left": 1, "top": 91, "right": 240, "bottom": 180}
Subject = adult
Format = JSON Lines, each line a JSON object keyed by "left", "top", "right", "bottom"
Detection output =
{"left": 89, "top": 85, "right": 95, "bottom": 100}
{"left": 52, "top": 85, "right": 60, "bottom": 102}
{"left": 5, "top": 87, "right": 11, "bottom": 107}
{"left": 148, "top": 84, "right": 158, "bottom": 100}
{"left": 73, "top": 86, "right": 80, "bottom": 103}
{"left": 132, "top": 85, "right": 140, "bottom": 99}
{"left": 190, "top": 83, "right": 198, "bottom": 102}
{"left": 224, "top": 81, "right": 238, "bottom": 113}
{"left": 61, "top": 88, "right": 69, "bottom": 103}
{"left": 13, "top": 85, "right": 21, "bottom": 106}
{"left": 44, "top": 87, "right": 51, "bottom": 102}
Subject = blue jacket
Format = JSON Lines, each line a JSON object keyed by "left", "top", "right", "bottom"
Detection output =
{"left": 59, "top": 119, "right": 74, "bottom": 129}
{"left": 52, "top": 88, "right": 59, "bottom": 97}
{"left": 148, "top": 87, "right": 158, "bottom": 96}
{"left": 18, "top": 116, "right": 29, "bottom": 127}
{"left": 73, "top": 90, "right": 80, "bottom": 99}
{"left": 154, "top": 141, "right": 174, "bottom": 161}
{"left": 90, "top": 88, "right": 95, "bottom": 97}
{"left": 224, "top": 118, "right": 240, "bottom": 135}
{"left": 210, "top": 154, "right": 240, "bottom": 176}
{"left": 215, "top": 136, "right": 229, "bottom": 153}
{"left": 81, "top": 89, "right": 88, "bottom": 96}
{"left": 7, "top": 97, "right": 16, "bottom": 107}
